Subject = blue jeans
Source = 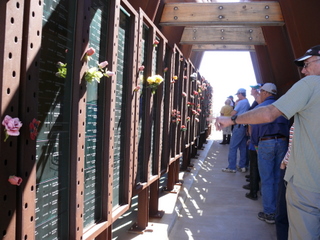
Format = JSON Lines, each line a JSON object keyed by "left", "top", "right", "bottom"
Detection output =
{"left": 258, "top": 138, "right": 288, "bottom": 214}
{"left": 227, "top": 125, "right": 248, "bottom": 170}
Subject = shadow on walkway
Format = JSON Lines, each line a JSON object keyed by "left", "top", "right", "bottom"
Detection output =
{"left": 112, "top": 131, "right": 276, "bottom": 240}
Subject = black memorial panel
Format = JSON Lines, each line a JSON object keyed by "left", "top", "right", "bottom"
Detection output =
{"left": 35, "top": 0, "right": 76, "bottom": 239}
{"left": 83, "top": 0, "right": 109, "bottom": 229}
{"left": 112, "top": 8, "right": 129, "bottom": 207}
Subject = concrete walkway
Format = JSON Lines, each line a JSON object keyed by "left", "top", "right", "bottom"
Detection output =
{"left": 112, "top": 131, "right": 276, "bottom": 240}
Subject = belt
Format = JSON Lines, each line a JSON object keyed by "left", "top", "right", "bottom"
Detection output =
{"left": 259, "top": 136, "right": 287, "bottom": 141}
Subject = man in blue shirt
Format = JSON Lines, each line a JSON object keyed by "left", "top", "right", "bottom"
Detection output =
{"left": 222, "top": 88, "right": 250, "bottom": 173}
{"left": 250, "top": 83, "right": 290, "bottom": 224}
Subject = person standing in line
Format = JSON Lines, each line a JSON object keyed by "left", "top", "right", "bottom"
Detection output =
{"left": 250, "top": 83, "right": 290, "bottom": 223}
{"left": 215, "top": 45, "right": 320, "bottom": 239}
{"left": 219, "top": 98, "right": 233, "bottom": 144}
{"left": 244, "top": 83, "right": 262, "bottom": 200}
{"left": 228, "top": 95, "right": 235, "bottom": 108}
{"left": 222, "top": 88, "right": 250, "bottom": 173}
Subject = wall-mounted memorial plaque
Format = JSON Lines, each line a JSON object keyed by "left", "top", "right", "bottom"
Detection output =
{"left": 35, "top": 0, "right": 76, "bottom": 238}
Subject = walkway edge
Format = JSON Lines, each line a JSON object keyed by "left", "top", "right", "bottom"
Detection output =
{"left": 167, "top": 139, "right": 214, "bottom": 236}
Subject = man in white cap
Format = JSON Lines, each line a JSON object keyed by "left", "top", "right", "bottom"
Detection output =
{"left": 250, "top": 83, "right": 290, "bottom": 224}
{"left": 222, "top": 88, "right": 250, "bottom": 173}
{"left": 215, "top": 44, "right": 320, "bottom": 239}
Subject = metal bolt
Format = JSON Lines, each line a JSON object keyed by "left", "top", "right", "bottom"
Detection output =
{"left": 174, "top": 16, "right": 178, "bottom": 20}
{"left": 193, "top": 29, "right": 197, "bottom": 32}
{"left": 218, "top": 6, "right": 223, "bottom": 10}
{"left": 265, "top": 5, "right": 269, "bottom": 9}
{"left": 265, "top": 15, "right": 269, "bottom": 19}
{"left": 249, "top": 29, "right": 253, "bottom": 33}
{"left": 221, "top": 37, "right": 224, "bottom": 40}
{"left": 249, "top": 37, "right": 253, "bottom": 40}
{"left": 221, "top": 29, "right": 224, "bottom": 32}
{"left": 193, "top": 37, "right": 196, "bottom": 40}
{"left": 174, "top": 6, "right": 178, "bottom": 10}
{"left": 218, "top": 15, "right": 224, "bottom": 19}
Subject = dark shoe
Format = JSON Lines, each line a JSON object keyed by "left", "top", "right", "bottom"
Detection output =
{"left": 258, "top": 212, "right": 275, "bottom": 224}
{"left": 245, "top": 174, "right": 250, "bottom": 178}
{"left": 219, "top": 141, "right": 227, "bottom": 145}
{"left": 246, "top": 178, "right": 250, "bottom": 182}
{"left": 242, "top": 184, "right": 250, "bottom": 190}
{"left": 245, "top": 192, "right": 257, "bottom": 200}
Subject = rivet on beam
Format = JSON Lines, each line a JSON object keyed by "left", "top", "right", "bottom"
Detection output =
{"left": 218, "top": 6, "right": 223, "bottom": 10}
{"left": 174, "top": 16, "right": 178, "bottom": 20}
{"left": 193, "top": 29, "right": 197, "bottom": 32}
{"left": 221, "top": 29, "right": 224, "bottom": 32}
{"left": 265, "top": 15, "right": 269, "bottom": 19}
{"left": 218, "top": 15, "right": 224, "bottom": 19}
{"left": 249, "top": 37, "right": 253, "bottom": 40}
{"left": 221, "top": 37, "right": 224, "bottom": 40}
{"left": 265, "top": 5, "right": 269, "bottom": 9}
{"left": 249, "top": 29, "right": 253, "bottom": 33}
{"left": 174, "top": 6, "right": 178, "bottom": 10}
{"left": 193, "top": 37, "right": 196, "bottom": 40}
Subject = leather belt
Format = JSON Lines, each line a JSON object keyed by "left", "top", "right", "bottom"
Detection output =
{"left": 260, "top": 136, "right": 287, "bottom": 141}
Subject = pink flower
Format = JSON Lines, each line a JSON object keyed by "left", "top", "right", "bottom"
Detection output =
{"left": 154, "top": 40, "right": 159, "bottom": 45}
{"left": 181, "top": 125, "right": 187, "bottom": 131}
{"left": 138, "top": 65, "right": 145, "bottom": 71}
{"left": 164, "top": 67, "right": 168, "bottom": 72}
{"left": 133, "top": 86, "right": 141, "bottom": 92}
{"left": 98, "top": 61, "right": 108, "bottom": 69}
{"left": 8, "top": 175, "right": 23, "bottom": 186}
{"left": 86, "top": 47, "right": 95, "bottom": 56}
{"left": 2, "top": 115, "right": 22, "bottom": 141}
{"left": 182, "top": 92, "right": 187, "bottom": 97}
{"left": 105, "top": 71, "right": 115, "bottom": 77}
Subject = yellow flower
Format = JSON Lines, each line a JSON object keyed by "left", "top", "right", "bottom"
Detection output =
{"left": 147, "top": 76, "right": 156, "bottom": 84}
{"left": 154, "top": 75, "right": 164, "bottom": 84}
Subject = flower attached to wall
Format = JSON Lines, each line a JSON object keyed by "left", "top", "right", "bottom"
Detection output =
{"left": 191, "top": 109, "right": 199, "bottom": 116}
{"left": 186, "top": 116, "right": 190, "bottom": 122}
{"left": 29, "top": 118, "right": 41, "bottom": 140}
{"left": 193, "top": 90, "right": 199, "bottom": 96}
{"left": 133, "top": 86, "right": 141, "bottom": 93}
{"left": 153, "top": 39, "right": 159, "bottom": 47}
{"left": 2, "top": 115, "right": 22, "bottom": 142}
{"left": 138, "top": 65, "right": 145, "bottom": 72}
{"left": 183, "top": 76, "right": 187, "bottom": 79}
{"left": 164, "top": 67, "right": 168, "bottom": 72}
{"left": 8, "top": 175, "right": 23, "bottom": 186}
{"left": 171, "top": 75, "right": 178, "bottom": 83}
{"left": 181, "top": 125, "right": 187, "bottom": 131}
{"left": 56, "top": 62, "right": 67, "bottom": 78}
{"left": 85, "top": 61, "right": 115, "bottom": 83}
{"left": 84, "top": 47, "right": 96, "bottom": 61}
{"left": 182, "top": 92, "right": 187, "bottom": 98}
{"left": 195, "top": 118, "right": 199, "bottom": 122}
{"left": 146, "top": 74, "right": 164, "bottom": 94}
{"left": 187, "top": 102, "right": 194, "bottom": 107}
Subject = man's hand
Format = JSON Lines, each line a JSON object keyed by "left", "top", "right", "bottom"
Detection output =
{"left": 214, "top": 116, "right": 233, "bottom": 131}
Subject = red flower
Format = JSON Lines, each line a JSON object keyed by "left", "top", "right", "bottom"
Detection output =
{"left": 29, "top": 118, "right": 41, "bottom": 140}
{"left": 86, "top": 47, "right": 95, "bottom": 56}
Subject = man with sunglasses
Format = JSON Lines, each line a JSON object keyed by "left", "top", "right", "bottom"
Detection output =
{"left": 215, "top": 45, "right": 320, "bottom": 239}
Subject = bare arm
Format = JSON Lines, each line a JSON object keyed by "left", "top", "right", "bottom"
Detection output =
{"left": 215, "top": 105, "right": 283, "bottom": 130}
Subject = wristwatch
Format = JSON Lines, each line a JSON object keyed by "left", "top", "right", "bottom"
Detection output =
{"left": 231, "top": 115, "right": 238, "bottom": 125}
